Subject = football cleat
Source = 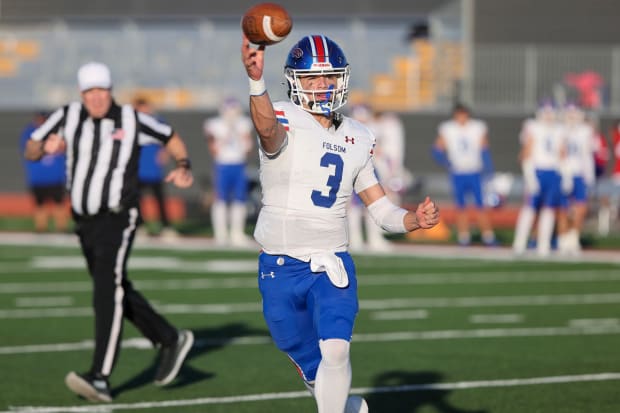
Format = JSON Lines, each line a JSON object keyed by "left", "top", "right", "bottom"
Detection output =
{"left": 154, "top": 329, "right": 194, "bottom": 386}
{"left": 65, "top": 371, "right": 112, "bottom": 402}
{"left": 345, "top": 395, "right": 369, "bottom": 413}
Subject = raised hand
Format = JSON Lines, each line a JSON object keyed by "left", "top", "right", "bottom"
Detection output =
{"left": 415, "top": 196, "right": 440, "bottom": 229}
{"left": 241, "top": 34, "right": 266, "bottom": 81}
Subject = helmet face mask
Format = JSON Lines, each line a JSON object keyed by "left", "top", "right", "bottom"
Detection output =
{"left": 284, "top": 35, "right": 350, "bottom": 115}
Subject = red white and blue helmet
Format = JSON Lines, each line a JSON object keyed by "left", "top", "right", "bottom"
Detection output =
{"left": 284, "top": 35, "right": 350, "bottom": 115}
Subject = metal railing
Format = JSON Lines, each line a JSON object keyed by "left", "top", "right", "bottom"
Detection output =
{"left": 1, "top": 18, "right": 619, "bottom": 115}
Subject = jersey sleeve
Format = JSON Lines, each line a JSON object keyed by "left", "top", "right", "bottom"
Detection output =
{"left": 259, "top": 103, "right": 289, "bottom": 158}
{"left": 353, "top": 152, "right": 379, "bottom": 194}
{"left": 30, "top": 106, "right": 67, "bottom": 142}
{"left": 137, "top": 111, "right": 174, "bottom": 145}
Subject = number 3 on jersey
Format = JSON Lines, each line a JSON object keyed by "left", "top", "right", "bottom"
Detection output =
{"left": 311, "top": 152, "right": 343, "bottom": 208}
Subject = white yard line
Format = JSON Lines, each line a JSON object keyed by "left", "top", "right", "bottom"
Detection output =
{"left": 2, "top": 293, "right": 620, "bottom": 319}
{"left": 2, "top": 322, "right": 620, "bottom": 355}
{"left": 2, "top": 269, "right": 620, "bottom": 293}
{"left": 469, "top": 314, "right": 525, "bottom": 324}
{"left": 15, "top": 296, "right": 74, "bottom": 307}
{"left": 370, "top": 309, "right": 429, "bottom": 320}
{"left": 2, "top": 372, "right": 620, "bottom": 412}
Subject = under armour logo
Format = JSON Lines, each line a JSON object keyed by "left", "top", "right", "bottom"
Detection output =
{"left": 261, "top": 271, "right": 276, "bottom": 279}
{"left": 345, "top": 136, "right": 355, "bottom": 144}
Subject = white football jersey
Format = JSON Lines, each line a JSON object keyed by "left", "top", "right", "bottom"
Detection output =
{"left": 564, "top": 121, "right": 595, "bottom": 182}
{"left": 254, "top": 101, "right": 378, "bottom": 260}
{"left": 203, "top": 115, "right": 253, "bottom": 164}
{"left": 524, "top": 120, "right": 565, "bottom": 170}
{"left": 438, "top": 119, "right": 488, "bottom": 174}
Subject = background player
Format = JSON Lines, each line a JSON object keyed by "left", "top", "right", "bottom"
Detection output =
{"left": 204, "top": 96, "right": 255, "bottom": 246}
{"left": 432, "top": 103, "right": 497, "bottom": 246}
{"left": 512, "top": 102, "right": 567, "bottom": 256}
{"left": 556, "top": 103, "right": 596, "bottom": 254}
{"left": 241, "top": 33, "right": 439, "bottom": 413}
{"left": 19, "top": 111, "right": 69, "bottom": 233}
{"left": 133, "top": 96, "right": 178, "bottom": 239}
{"left": 347, "top": 103, "right": 392, "bottom": 251}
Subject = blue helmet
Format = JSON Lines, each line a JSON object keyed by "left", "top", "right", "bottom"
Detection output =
{"left": 284, "top": 35, "right": 350, "bottom": 115}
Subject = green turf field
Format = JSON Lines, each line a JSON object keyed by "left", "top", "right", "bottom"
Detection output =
{"left": 0, "top": 240, "right": 619, "bottom": 412}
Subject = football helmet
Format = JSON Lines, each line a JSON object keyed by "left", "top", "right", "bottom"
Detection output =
{"left": 535, "top": 99, "right": 557, "bottom": 123}
{"left": 218, "top": 96, "right": 243, "bottom": 121}
{"left": 562, "top": 101, "right": 585, "bottom": 124}
{"left": 284, "top": 35, "right": 350, "bottom": 115}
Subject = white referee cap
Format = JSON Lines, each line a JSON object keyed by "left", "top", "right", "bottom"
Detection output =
{"left": 77, "top": 62, "right": 112, "bottom": 91}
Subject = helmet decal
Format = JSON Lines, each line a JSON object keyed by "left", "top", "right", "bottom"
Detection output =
{"left": 291, "top": 47, "right": 304, "bottom": 59}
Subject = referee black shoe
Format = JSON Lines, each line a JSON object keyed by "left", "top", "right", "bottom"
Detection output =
{"left": 154, "top": 329, "right": 194, "bottom": 386}
{"left": 65, "top": 371, "right": 112, "bottom": 402}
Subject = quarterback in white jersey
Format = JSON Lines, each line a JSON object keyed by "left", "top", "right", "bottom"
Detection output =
{"left": 255, "top": 101, "right": 378, "bottom": 258}
{"left": 242, "top": 33, "right": 439, "bottom": 413}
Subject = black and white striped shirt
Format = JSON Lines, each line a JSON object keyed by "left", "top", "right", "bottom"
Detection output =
{"left": 31, "top": 101, "right": 173, "bottom": 217}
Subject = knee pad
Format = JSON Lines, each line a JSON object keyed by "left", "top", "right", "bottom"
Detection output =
{"left": 319, "top": 339, "right": 350, "bottom": 367}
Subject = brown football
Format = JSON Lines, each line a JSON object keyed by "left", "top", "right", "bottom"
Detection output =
{"left": 241, "top": 3, "right": 293, "bottom": 46}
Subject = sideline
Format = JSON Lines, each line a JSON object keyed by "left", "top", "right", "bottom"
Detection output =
{"left": 0, "top": 232, "right": 619, "bottom": 264}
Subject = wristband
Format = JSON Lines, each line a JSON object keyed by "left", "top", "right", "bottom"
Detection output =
{"left": 176, "top": 158, "right": 191, "bottom": 170}
{"left": 249, "top": 77, "right": 266, "bottom": 96}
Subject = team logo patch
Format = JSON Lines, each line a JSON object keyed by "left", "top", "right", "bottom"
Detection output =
{"left": 111, "top": 129, "right": 125, "bottom": 140}
{"left": 291, "top": 47, "right": 303, "bottom": 59}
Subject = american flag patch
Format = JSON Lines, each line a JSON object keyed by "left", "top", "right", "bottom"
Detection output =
{"left": 275, "top": 110, "right": 289, "bottom": 131}
{"left": 111, "top": 129, "right": 125, "bottom": 140}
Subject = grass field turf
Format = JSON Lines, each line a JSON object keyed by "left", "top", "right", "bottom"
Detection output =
{"left": 0, "top": 238, "right": 619, "bottom": 412}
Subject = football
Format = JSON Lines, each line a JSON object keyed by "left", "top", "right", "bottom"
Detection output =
{"left": 241, "top": 3, "right": 292, "bottom": 46}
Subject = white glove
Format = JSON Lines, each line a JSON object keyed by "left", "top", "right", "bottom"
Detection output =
{"left": 310, "top": 253, "right": 349, "bottom": 288}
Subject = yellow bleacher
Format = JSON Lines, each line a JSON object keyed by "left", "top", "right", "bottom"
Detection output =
{"left": 369, "top": 38, "right": 463, "bottom": 111}
{"left": 0, "top": 39, "right": 41, "bottom": 77}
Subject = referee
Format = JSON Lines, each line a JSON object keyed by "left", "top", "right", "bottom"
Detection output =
{"left": 24, "top": 62, "right": 194, "bottom": 402}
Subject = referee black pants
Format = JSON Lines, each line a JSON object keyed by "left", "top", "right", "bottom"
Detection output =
{"left": 75, "top": 207, "right": 178, "bottom": 378}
